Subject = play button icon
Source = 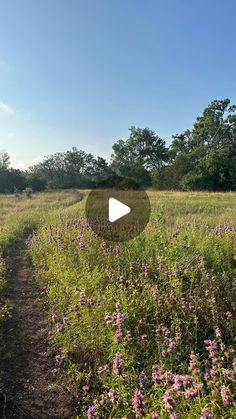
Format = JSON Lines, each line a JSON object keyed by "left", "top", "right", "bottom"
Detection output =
{"left": 85, "top": 178, "right": 151, "bottom": 242}
{"left": 109, "top": 198, "right": 131, "bottom": 223}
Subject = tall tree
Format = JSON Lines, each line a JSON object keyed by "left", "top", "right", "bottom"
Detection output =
{"left": 0, "top": 151, "right": 10, "bottom": 169}
{"left": 167, "top": 99, "right": 236, "bottom": 190}
{"left": 29, "top": 148, "right": 111, "bottom": 189}
{"left": 111, "top": 126, "right": 168, "bottom": 185}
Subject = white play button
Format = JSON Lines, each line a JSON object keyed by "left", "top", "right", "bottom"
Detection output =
{"left": 86, "top": 184, "right": 151, "bottom": 241}
{"left": 109, "top": 197, "right": 131, "bottom": 223}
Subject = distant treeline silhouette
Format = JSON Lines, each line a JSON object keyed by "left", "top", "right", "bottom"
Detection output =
{"left": 1, "top": 98, "right": 236, "bottom": 193}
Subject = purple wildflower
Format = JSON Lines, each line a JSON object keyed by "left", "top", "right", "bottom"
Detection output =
{"left": 87, "top": 404, "right": 97, "bottom": 419}
{"left": 152, "top": 364, "right": 162, "bottom": 384}
{"left": 52, "top": 313, "right": 60, "bottom": 323}
{"left": 99, "top": 394, "right": 108, "bottom": 406}
{"left": 200, "top": 409, "right": 212, "bottom": 419}
{"left": 189, "top": 351, "right": 200, "bottom": 376}
{"left": 162, "top": 390, "right": 175, "bottom": 412}
{"left": 139, "top": 371, "right": 148, "bottom": 388}
{"left": 172, "top": 374, "right": 183, "bottom": 391}
{"left": 69, "top": 303, "right": 79, "bottom": 312}
{"left": 132, "top": 389, "right": 145, "bottom": 417}
{"left": 215, "top": 327, "right": 222, "bottom": 338}
{"left": 79, "top": 291, "right": 86, "bottom": 305}
{"left": 184, "top": 387, "right": 198, "bottom": 399}
{"left": 107, "top": 388, "right": 118, "bottom": 404}
{"left": 223, "top": 369, "right": 236, "bottom": 382}
{"left": 125, "top": 330, "right": 132, "bottom": 341}
{"left": 220, "top": 385, "right": 235, "bottom": 407}
{"left": 225, "top": 311, "right": 233, "bottom": 319}
{"left": 112, "top": 352, "right": 124, "bottom": 376}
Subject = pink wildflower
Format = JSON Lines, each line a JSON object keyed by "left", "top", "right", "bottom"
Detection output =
{"left": 184, "top": 387, "right": 198, "bottom": 399}
{"left": 132, "top": 389, "right": 145, "bottom": 417}
{"left": 79, "top": 291, "right": 86, "bottom": 305}
{"left": 112, "top": 352, "right": 124, "bottom": 376}
{"left": 162, "top": 390, "right": 175, "bottom": 412}
{"left": 215, "top": 327, "right": 221, "bottom": 338}
{"left": 200, "top": 410, "right": 212, "bottom": 419}
{"left": 87, "top": 404, "right": 97, "bottom": 419}
{"left": 220, "top": 385, "right": 235, "bottom": 407}
{"left": 189, "top": 351, "right": 200, "bottom": 376}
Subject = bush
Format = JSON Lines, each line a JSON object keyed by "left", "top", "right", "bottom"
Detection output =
{"left": 26, "top": 173, "right": 46, "bottom": 192}
{"left": 24, "top": 187, "right": 33, "bottom": 198}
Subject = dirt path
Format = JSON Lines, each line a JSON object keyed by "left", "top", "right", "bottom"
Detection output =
{"left": 0, "top": 237, "right": 77, "bottom": 418}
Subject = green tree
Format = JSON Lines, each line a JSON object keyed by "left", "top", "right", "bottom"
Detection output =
{"left": 0, "top": 151, "right": 10, "bottom": 169}
{"left": 29, "top": 148, "right": 111, "bottom": 189}
{"left": 168, "top": 98, "right": 236, "bottom": 190}
{"left": 26, "top": 172, "right": 46, "bottom": 191}
{"left": 111, "top": 126, "right": 168, "bottom": 185}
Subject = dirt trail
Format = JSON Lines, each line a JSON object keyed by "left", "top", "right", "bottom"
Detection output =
{"left": 0, "top": 237, "right": 77, "bottom": 418}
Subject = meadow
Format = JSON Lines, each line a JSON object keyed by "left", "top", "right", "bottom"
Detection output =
{"left": 0, "top": 190, "right": 236, "bottom": 418}
{"left": 0, "top": 190, "right": 80, "bottom": 320}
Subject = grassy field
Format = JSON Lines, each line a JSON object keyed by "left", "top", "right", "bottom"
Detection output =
{"left": 0, "top": 190, "right": 80, "bottom": 320}
{"left": 1, "top": 190, "right": 236, "bottom": 418}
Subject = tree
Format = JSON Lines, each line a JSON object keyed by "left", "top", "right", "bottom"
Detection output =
{"left": 111, "top": 127, "right": 168, "bottom": 185}
{"left": 0, "top": 151, "right": 10, "bottom": 169}
{"left": 166, "top": 98, "right": 236, "bottom": 190}
{"left": 25, "top": 172, "right": 46, "bottom": 191}
{"left": 29, "top": 148, "right": 111, "bottom": 189}
{"left": 151, "top": 169, "right": 160, "bottom": 189}
{"left": 64, "top": 148, "right": 99, "bottom": 187}
{"left": 1, "top": 99, "right": 236, "bottom": 194}
{"left": 190, "top": 99, "right": 236, "bottom": 151}
{"left": 92, "top": 156, "right": 113, "bottom": 184}
{"left": 0, "top": 168, "right": 26, "bottom": 193}
{"left": 30, "top": 153, "right": 67, "bottom": 189}
{"left": 169, "top": 130, "right": 192, "bottom": 158}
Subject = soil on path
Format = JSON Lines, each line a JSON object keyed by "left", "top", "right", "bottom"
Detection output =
{"left": 0, "top": 237, "right": 77, "bottom": 418}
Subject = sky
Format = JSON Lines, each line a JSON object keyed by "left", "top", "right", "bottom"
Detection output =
{"left": 0, "top": 0, "right": 236, "bottom": 169}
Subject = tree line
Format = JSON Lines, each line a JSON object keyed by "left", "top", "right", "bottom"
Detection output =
{"left": 1, "top": 98, "right": 236, "bottom": 193}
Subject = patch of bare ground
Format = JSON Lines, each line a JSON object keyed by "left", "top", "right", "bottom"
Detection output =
{"left": 0, "top": 237, "right": 78, "bottom": 418}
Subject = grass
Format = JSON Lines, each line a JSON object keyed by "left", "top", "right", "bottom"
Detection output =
{"left": 0, "top": 190, "right": 80, "bottom": 320}
{"left": 27, "top": 191, "right": 236, "bottom": 418}
{"left": 0, "top": 190, "right": 236, "bottom": 418}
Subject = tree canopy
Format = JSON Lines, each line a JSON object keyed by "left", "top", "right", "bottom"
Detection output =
{"left": 0, "top": 98, "right": 236, "bottom": 193}
{"left": 111, "top": 126, "right": 168, "bottom": 186}
{"left": 166, "top": 99, "right": 236, "bottom": 190}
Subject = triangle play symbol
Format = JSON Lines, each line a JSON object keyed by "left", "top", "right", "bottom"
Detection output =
{"left": 108, "top": 197, "right": 131, "bottom": 223}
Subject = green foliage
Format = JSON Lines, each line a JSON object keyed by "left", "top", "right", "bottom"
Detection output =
{"left": 151, "top": 169, "right": 160, "bottom": 189}
{"left": 24, "top": 187, "right": 33, "bottom": 198}
{"left": 111, "top": 126, "right": 168, "bottom": 186}
{"left": 0, "top": 256, "right": 7, "bottom": 320}
{"left": 29, "top": 191, "right": 236, "bottom": 418}
{"left": 25, "top": 172, "right": 46, "bottom": 191}
{"left": 1, "top": 98, "right": 236, "bottom": 193}
{"left": 167, "top": 99, "right": 236, "bottom": 190}
{"left": 0, "top": 168, "right": 26, "bottom": 193}
{"left": 0, "top": 190, "right": 80, "bottom": 320}
{"left": 30, "top": 147, "right": 112, "bottom": 190}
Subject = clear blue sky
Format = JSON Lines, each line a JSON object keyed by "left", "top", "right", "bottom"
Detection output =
{"left": 0, "top": 0, "right": 236, "bottom": 169}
